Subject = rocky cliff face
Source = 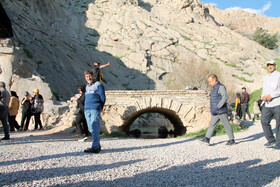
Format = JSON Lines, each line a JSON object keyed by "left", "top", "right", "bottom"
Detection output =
{"left": 1, "top": 0, "right": 278, "bottom": 99}
{"left": 0, "top": 0, "right": 279, "bottom": 129}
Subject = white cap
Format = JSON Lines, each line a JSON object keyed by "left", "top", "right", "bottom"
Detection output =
{"left": 267, "top": 60, "right": 276, "bottom": 65}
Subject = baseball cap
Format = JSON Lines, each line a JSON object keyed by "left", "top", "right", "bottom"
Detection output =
{"left": 267, "top": 60, "right": 276, "bottom": 66}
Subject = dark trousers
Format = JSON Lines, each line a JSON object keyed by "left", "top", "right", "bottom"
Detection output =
{"left": 261, "top": 105, "right": 280, "bottom": 146}
{"left": 21, "top": 113, "right": 31, "bottom": 130}
{"left": 1, "top": 106, "right": 9, "bottom": 138}
{"left": 236, "top": 104, "right": 242, "bottom": 119}
{"left": 8, "top": 115, "right": 20, "bottom": 131}
{"left": 72, "top": 114, "right": 89, "bottom": 136}
{"left": 34, "top": 112, "right": 42, "bottom": 129}
{"left": 241, "top": 103, "right": 251, "bottom": 120}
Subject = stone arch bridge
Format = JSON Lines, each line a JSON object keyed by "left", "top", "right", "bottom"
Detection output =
{"left": 101, "top": 90, "right": 211, "bottom": 136}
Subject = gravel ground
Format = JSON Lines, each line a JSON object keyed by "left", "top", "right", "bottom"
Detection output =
{"left": 1, "top": 120, "right": 280, "bottom": 187}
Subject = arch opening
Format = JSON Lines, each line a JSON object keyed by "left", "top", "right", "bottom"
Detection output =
{"left": 120, "top": 107, "right": 186, "bottom": 138}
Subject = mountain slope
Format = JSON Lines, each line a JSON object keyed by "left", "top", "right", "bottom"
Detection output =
{"left": 1, "top": 0, "right": 278, "bottom": 104}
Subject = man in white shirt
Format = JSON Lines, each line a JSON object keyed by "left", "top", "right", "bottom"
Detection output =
{"left": 261, "top": 60, "right": 280, "bottom": 150}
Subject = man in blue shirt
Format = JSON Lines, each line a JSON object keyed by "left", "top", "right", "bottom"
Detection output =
{"left": 261, "top": 60, "right": 280, "bottom": 150}
{"left": 83, "top": 70, "right": 106, "bottom": 153}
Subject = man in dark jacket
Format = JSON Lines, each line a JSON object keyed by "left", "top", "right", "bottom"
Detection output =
{"left": 20, "top": 91, "right": 32, "bottom": 131}
{"left": 0, "top": 81, "right": 10, "bottom": 140}
{"left": 241, "top": 87, "right": 251, "bottom": 120}
{"left": 72, "top": 85, "right": 89, "bottom": 141}
{"left": 199, "top": 74, "right": 235, "bottom": 146}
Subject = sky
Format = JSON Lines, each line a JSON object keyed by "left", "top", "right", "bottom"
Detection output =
{"left": 200, "top": 0, "right": 280, "bottom": 18}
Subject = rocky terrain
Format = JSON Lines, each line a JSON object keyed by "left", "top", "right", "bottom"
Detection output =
{"left": 0, "top": 0, "right": 279, "bottom": 129}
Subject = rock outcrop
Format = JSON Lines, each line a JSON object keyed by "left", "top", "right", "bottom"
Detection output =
{"left": 0, "top": 0, "right": 279, "bottom": 131}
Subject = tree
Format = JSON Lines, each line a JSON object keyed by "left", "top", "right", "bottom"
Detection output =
{"left": 253, "top": 27, "right": 279, "bottom": 50}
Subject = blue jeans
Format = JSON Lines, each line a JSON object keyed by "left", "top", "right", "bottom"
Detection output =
{"left": 261, "top": 105, "right": 280, "bottom": 146}
{"left": 84, "top": 109, "right": 101, "bottom": 148}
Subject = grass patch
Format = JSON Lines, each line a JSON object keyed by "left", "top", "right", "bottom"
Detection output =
{"left": 242, "top": 72, "right": 253, "bottom": 76}
{"left": 23, "top": 48, "right": 33, "bottom": 59}
{"left": 110, "top": 71, "right": 118, "bottom": 78}
{"left": 88, "top": 33, "right": 100, "bottom": 37}
{"left": 232, "top": 74, "right": 254, "bottom": 82}
{"left": 225, "top": 63, "right": 241, "bottom": 68}
{"left": 178, "top": 123, "right": 246, "bottom": 138}
{"left": 59, "top": 39, "right": 77, "bottom": 52}
{"left": 52, "top": 91, "right": 60, "bottom": 100}
{"left": 114, "top": 55, "right": 126, "bottom": 59}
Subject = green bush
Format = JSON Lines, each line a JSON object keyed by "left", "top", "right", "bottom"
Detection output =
{"left": 253, "top": 27, "right": 278, "bottom": 50}
{"left": 178, "top": 123, "right": 246, "bottom": 138}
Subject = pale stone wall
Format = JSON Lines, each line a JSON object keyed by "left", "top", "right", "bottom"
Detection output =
{"left": 102, "top": 90, "right": 211, "bottom": 133}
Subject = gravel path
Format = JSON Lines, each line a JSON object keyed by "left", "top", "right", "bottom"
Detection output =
{"left": 1, "top": 120, "right": 280, "bottom": 187}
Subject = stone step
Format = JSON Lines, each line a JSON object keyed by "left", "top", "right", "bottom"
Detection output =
{"left": 0, "top": 46, "right": 14, "bottom": 54}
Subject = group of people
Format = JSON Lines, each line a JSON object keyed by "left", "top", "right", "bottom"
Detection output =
{"left": 0, "top": 82, "right": 44, "bottom": 140}
{"left": 235, "top": 87, "right": 253, "bottom": 120}
{"left": 200, "top": 60, "right": 280, "bottom": 150}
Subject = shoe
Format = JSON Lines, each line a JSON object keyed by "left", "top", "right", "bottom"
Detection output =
{"left": 199, "top": 137, "right": 210, "bottom": 145}
{"left": 225, "top": 139, "right": 235, "bottom": 146}
{"left": 264, "top": 141, "right": 275, "bottom": 148}
{"left": 78, "top": 137, "right": 88, "bottom": 142}
{"left": 32, "top": 129, "right": 38, "bottom": 131}
{"left": 273, "top": 146, "right": 280, "bottom": 150}
{"left": 84, "top": 147, "right": 101, "bottom": 153}
{"left": 2, "top": 137, "right": 10, "bottom": 140}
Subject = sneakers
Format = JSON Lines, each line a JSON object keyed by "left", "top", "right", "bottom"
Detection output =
{"left": 2, "top": 137, "right": 10, "bottom": 140}
{"left": 78, "top": 137, "right": 88, "bottom": 142}
{"left": 84, "top": 147, "right": 101, "bottom": 153}
{"left": 225, "top": 139, "right": 235, "bottom": 146}
{"left": 199, "top": 137, "right": 210, "bottom": 145}
{"left": 264, "top": 141, "right": 276, "bottom": 148}
{"left": 273, "top": 146, "right": 280, "bottom": 150}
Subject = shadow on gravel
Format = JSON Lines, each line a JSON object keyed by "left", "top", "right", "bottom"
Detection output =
{"left": 102, "top": 137, "right": 199, "bottom": 153}
{"left": 54, "top": 158, "right": 280, "bottom": 186}
{"left": 0, "top": 159, "right": 145, "bottom": 186}
{"left": 0, "top": 131, "right": 81, "bottom": 146}
{"left": 0, "top": 151, "right": 84, "bottom": 167}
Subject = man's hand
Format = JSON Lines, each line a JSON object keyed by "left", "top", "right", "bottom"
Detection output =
{"left": 262, "top": 95, "right": 272, "bottom": 101}
{"left": 266, "top": 94, "right": 272, "bottom": 101}
{"left": 261, "top": 96, "right": 267, "bottom": 101}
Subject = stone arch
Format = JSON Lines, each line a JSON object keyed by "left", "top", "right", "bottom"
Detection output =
{"left": 120, "top": 107, "right": 186, "bottom": 136}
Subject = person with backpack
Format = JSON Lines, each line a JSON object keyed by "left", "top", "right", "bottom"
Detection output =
{"left": 31, "top": 88, "right": 44, "bottom": 130}
{"left": 92, "top": 61, "right": 110, "bottom": 83}
{"left": 241, "top": 87, "right": 251, "bottom": 121}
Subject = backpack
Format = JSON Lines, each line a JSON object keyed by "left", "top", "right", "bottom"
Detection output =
{"left": 33, "top": 95, "right": 44, "bottom": 113}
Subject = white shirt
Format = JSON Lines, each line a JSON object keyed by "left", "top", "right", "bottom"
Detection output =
{"left": 261, "top": 70, "right": 280, "bottom": 107}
